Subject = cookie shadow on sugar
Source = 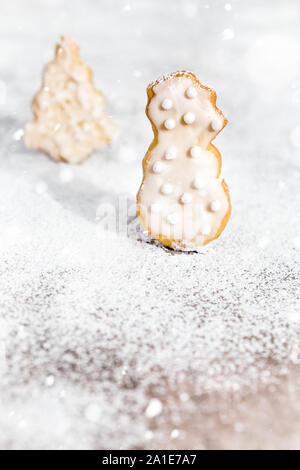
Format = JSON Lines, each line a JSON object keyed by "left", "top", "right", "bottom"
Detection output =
{"left": 43, "top": 175, "right": 123, "bottom": 224}
{"left": 0, "top": 116, "right": 25, "bottom": 155}
{"left": 128, "top": 219, "right": 200, "bottom": 255}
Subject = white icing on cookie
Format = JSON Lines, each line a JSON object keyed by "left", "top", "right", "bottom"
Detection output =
{"left": 210, "top": 199, "right": 221, "bottom": 212}
{"left": 165, "top": 148, "right": 177, "bottom": 160}
{"left": 200, "top": 224, "right": 211, "bottom": 236}
{"left": 152, "top": 161, "right": 164, "bottom": 174}
{"left": 150, "top": 203, "right": 161, "bottom": 213}
{"left": 199, "top": 189, "right": 207, "bottom": 197}
{"left": 211, "top": 117, "right": 223, "bottom": 132}
{"left": 189, "top": 145, "right": 202, "bottom": 158}
{"left": 161, "top": 98, "right": 173, "bottom": 110}
{"left": 164, "top": 118, "right": 176, "bottom": 130}
{"left": 192, "top": 177, "right": 205, "bottom": 189}
{"left": 180, "top": 193, "right": 193, "bottom": 204}
{"left": 183, "top": 112, "right": 195, "bottom": 124}
{"left": 186, "top": 87, "right": 197, "bottom": 99}
{"left": 167, "top": 213, "right": 179, "bottom": 225}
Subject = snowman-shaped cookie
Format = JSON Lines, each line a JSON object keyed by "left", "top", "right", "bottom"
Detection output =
{"left": 137, "top": 70, "right": 231, "bottom": 250}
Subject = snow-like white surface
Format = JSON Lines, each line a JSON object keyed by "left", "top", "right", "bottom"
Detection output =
{"left": 0, "top": 0, "right": 300, "bottom": 450}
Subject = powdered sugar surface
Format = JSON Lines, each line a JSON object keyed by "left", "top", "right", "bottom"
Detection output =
{"left": 0, "top": 0, "right": 300, "bottom": 450}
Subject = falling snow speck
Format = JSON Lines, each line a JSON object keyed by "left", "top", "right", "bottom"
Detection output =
{"left": 290, "top": 126, "right": 300, "bottom": 149}
{"left": 13, "top": 129, "right": 24, "bottom": 141}
{"left": 145, "top": 399, "right": 163, "bottom": 418}
{"left": 59, "top": 167, "right": 74, "bottom": 183}
{"left": 133, "top": 70, "right": 142, "bottom": 78}
{"left": 222, "top": 28, "right": 235, "bottom": 40}
{"left": 145, "top": 430, "right": 154, "bottom": 441}
{"left": 35, "top": 181, "right": 48, "bottom": 194}
{"left": 171, "top": 429, "right": 180, "bottom": 439}
{"left": 45, "top": 375, "right": 55, "bottom": 387}
{"left": 183, "top": 3, "right": 198, "bottom": 18}
{"left": 84, "top": 404, "right": 102, "bottom": 423}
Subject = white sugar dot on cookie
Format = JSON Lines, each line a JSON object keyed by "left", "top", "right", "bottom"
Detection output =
{"left": 183, "top": 112, "right": 195, "bottom": 125}
{"left": 167, "top": 213, "right": 180, "bottom": 225}
{"left": 180, "top": 193, "right": 193, "bottom": 204}
{"left": 189, "top": 146, "right": 203, "bottom": 158}
{"left": 160, "top": 183, "right": 173, "bottom": 195}
{"left": 192, "top": 177, "right": 205, "bottom": 189}
{"left": 152, "top": 161, "right": 164, "bottom": 174}
{"left": 164, "top": 118, "right": 176, "bottom": 130}
{"left": 210, "top": 199, "right": 221, "bottom": 212}
{"left": 211, "top": 117, "right": 223, "bottom": 132}
{"left": 186, "top": 87, "right": 197, "bottom": 99}
{"left": 161, "top": 98, "right": 173, "bottom": 110}
{"left": 164, "top": 148, "right": 177, "bottom": 160}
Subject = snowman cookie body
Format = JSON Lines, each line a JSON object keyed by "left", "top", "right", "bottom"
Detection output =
{"left": 137, "top": 71, "right": 231, "bottom": 250}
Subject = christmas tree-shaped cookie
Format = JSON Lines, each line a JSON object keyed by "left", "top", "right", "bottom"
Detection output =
{"left": 137, "top": 71, "right": 231, "bottom": 250}
{"left": 24, "top": 35, "right": 116, "bottom": 163}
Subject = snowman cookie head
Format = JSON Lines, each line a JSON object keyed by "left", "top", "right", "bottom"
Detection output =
{"left": 147, "top": 71, "right": 226, "bottom": 145}
{"left": 137, "top": 70, "right": 231, "bottom": 251}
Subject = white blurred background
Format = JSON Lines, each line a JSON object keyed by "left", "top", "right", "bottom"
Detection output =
{"left": 0, "top": 0, "right": 300, "bottom": 450}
